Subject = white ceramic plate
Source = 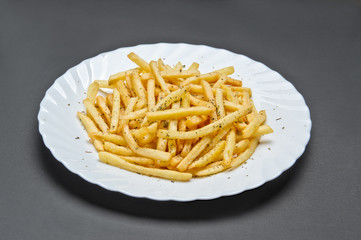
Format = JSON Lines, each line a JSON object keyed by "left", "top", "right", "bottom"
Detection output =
{"left": 38, "top": 43, "right": 311, "bottom": 201}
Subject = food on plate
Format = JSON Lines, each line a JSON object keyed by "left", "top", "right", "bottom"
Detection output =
{"left": 77, "top": 52, "right": 273, "bottom": 181}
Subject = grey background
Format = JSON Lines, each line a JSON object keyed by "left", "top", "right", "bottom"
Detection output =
{"left": 1, "top": 0, "right": 360, "bottom": 239}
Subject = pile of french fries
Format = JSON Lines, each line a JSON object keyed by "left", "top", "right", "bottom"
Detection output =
{"left": 77, "top": 52, "right": 273, "bottom": 181}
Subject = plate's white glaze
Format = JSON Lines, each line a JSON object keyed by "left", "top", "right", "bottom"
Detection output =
{"left": 38, "top": 43, "right": 311, "bottom": 201}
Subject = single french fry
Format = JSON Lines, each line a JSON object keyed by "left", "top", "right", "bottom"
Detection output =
{"left": 242, "top": 110, "right": 266, "bottom": 138}
{"left": 131, "top": 71, "right": 147, "bottom": 102}
{"left": 167, "top": 138, "right": 177, "bottom": 157}
{"left": 215, "top": 88, "right": 225, "bottom": 119}
{"left": 224, "top": 100, "right": 243, "bottom": 112}
{"left": 201, "top": 80, "right": 216, "bottom": 106}
{"left": 156, "top": 119, "right": 168, "bottom": 154}
{"left": 150, "top": 61, "right": 170, "bottom": 94}
{"left": 104, "top": 141, "right": 134, "bottom": 156}
{"left": 161, "top": 69, "right": 200, "bottom": 79}
{"left": 119, "top": 108, "right": 147, "bottom": 120}
{"left": 87, "top": 81, "right": 99, "bottom": 103}
{"left": 180, "top": 76, "right": 199, "bottom": 86}
{"left": 231, "top": 137, "right": 259, "bottom": 168}
{"left": 188, "top": 84, "right": 204, "bottom": 94}
{"left": 106, "top": 94, "right": 113, "bottom": 111}
{"left": 168, "top": 102, "right": 180, "bottom": 156}
{"left": 223, "top": 128, "right": 236, "bottom": 166}
{"left": 134, "top": 144, "right": 172, "bottom": 164}
{"left": 83, "top": 98, "right": 109, "bottom": 132}
{"left": 234, "top": 139, "right": 250, "bottom": 154}
{"left": 198, "top": 72, "right": 220, "bottom": 82}
{"left": 234, "top": 122, "right": 247, "bottom": 132}
{"left": 177, "top": 92, "right": 190, "bottom": 153}
{"left": 89, "top": 132, "right": 127, "bottom": 146}
{"left": 157, "top": 134, "right": 168, "bottom": 152}
{"left": 99, "top": 152, "right": 192, "bottom": 181}
{"left": 252, "top": 124, "right": 274, "bottom": 137}
{"left": 158, "top": 58, "right": 166, "bottom": 71}
{"left": 215, "top": 66, "right": 234, "bottom": 75}
{"left": 181, "top": 92, "right": 191, "bottom": 108}
{"left": 147, "top": 107, "right": 214, "bottom": 121}
{"left": 152, "top": 87, "right": 188, "bottom": 111}
{"left": 177, "top": 137, "right": 212, "bottom": 171}
{"left": 77, "top": 112, "right": 104, "bottom": 151}
{"left": 189, "top": 140, "right": 226, "bottom": 169}
{"left": 147, "top": 79, "right": 155, "bottom": 111}
{"left": 108, "top": 68, "right": 137, "bottom": 85}
{"left": 232, "top": 87, "right": 252, "bottom": 96}
{"left": 194, "top": 161, "right": 228, "bottom": 177}
{"left": 181, "top": 72, "right": 219, "bottom": 86}
{"left": 119, "top": 156, "right": 154, "bottom": 165}
{"left": 96, "top": 95, "right": 111, "bottom": 126}
{"left": 95, "top": 80, "right": 114, "bottom": 89}
{"left": 125, "top": 73, "right": 135, "bottom": 97}
{"left": 127, "top": 52, "right": 151, "bottom": 72}
{"left": 109, "top": 88, "right": 121, "bottom": 133}
{"left": 157, "top": 106, "right": 252, "bottom": 139}
{"left": 226, "top": 77, "right": 242, "bottom": 87}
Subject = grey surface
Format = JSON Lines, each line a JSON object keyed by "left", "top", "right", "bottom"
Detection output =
{"left": 1, "top": 0, "right": 361, "bottom": 239}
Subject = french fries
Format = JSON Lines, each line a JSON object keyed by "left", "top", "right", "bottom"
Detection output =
{"left": 77, "top": 52, "right": 273, "bottom": 181}
{"left": 127, "top": 52, "right": 151, "bottom": 72}
{"left": 147, "top": 107, "right": 214, "bottom": 121}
